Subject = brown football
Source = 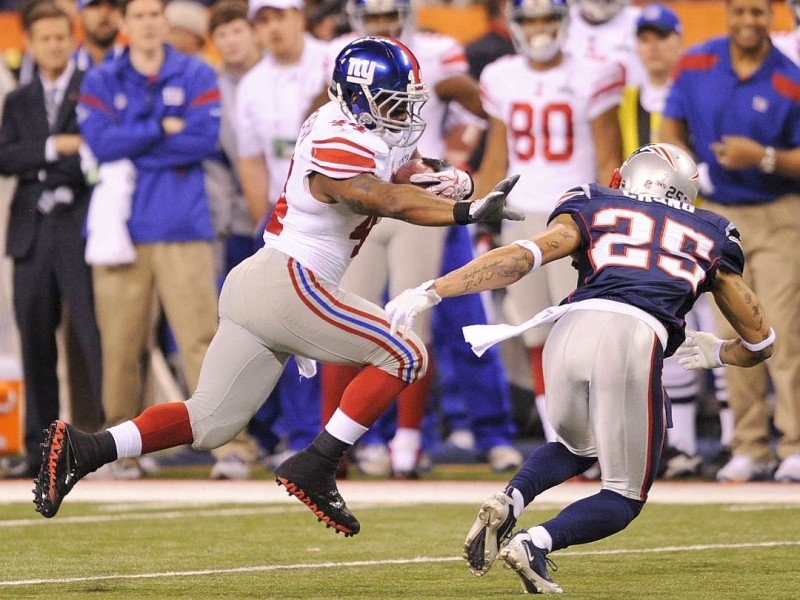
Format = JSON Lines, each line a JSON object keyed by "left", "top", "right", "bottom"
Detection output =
{"left": 391, "top": 158, "right": 435, "bottom": 184}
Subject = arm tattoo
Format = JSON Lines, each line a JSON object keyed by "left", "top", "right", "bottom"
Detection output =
{"left": 460, "top": 250, "right": 533, "bottom": 293}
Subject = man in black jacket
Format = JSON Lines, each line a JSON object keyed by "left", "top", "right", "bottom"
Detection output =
{"left": 0, "top": 3, "right": 103, "bottom": 478}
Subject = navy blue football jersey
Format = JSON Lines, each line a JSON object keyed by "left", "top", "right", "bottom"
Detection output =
{"left": 549, "top": 184, "right": 745, "bottom": 355}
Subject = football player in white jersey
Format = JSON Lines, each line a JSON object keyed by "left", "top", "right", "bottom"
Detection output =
{"left": 476, "top": 0, "right": 623, "bottom": 448}
{"left": 565, "top": 0, "right": 645, "bottom": 84}
{"left": 317, "top": 0, "right": 489, "bottom": 478}
{"left": 237, "top": 0, "right": 330, "bottom": 225}
{"left": 772, "top": 0, "right": 800, "bottom": 65}
{"left": 33, "top": 37, "right": 523, "bottom": 536}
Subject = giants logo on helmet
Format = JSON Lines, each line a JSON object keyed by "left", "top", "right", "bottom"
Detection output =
{"left": 346, "top": 58, "right": 377, "bottom": 85}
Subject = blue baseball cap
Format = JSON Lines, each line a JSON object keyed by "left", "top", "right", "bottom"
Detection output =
{"left": 636, "top": 4, "right": 681, "bottom": 36}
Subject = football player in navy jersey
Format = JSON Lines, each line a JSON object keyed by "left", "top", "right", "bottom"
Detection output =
{"left": 386, "top": 142, "right": 775, "bottom": 594}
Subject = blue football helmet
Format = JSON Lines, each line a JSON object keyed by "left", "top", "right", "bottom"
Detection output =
{"left": 329, "top": 36, "right": 428, "bottom": 148}
{"left": 509, "top": 0, "right": 570, "bottom": 63}
{"left": 346, "top": 0, "right": 413, "bottom": 41}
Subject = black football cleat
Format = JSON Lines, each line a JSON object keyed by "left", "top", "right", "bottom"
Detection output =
{"left": 275, "top": 449, "right": 360, "bottom": 536}
{"left": 33, "top": 420, "right": 92, "bottom": 518}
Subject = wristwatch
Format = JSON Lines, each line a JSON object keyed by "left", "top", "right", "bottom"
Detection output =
{"left": 759, "top": 146, "right": 776, "bottom": 174}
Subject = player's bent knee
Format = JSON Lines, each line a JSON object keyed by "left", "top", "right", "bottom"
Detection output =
{"left": 377, "top": 331, "right": 429, "bottom": 383}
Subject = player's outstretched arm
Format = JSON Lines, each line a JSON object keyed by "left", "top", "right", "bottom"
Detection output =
{"left": 677, "top": 269, "right": 774, "bottom": 370}
{"left": 308, "top": 171, "right": 524, "bottom": 226}
{"left": 385, "top": 215, "right": 580, "bottom": 336}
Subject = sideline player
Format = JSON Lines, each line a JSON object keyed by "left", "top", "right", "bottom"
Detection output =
{"left": 566, "top": 0, "right": 644, "bottom": 84}
{"left": 385, "top": 143, "right": 774, "bottom": 592}
{"left": 474, "top": 0, "right": 624, "bottom": 446}
{"left": 33, "top": 37, "right": 523, "bottom": 536}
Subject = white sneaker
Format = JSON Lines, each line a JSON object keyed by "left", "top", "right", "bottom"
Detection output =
{"left": 774, "top": 454, "right": 800, "bottom": 482}
{"left": 86, "top": 458, "right": 142, "bottom": 480}
{"left": 447, "top": 430, "right": 476, "bottom": 452}
{"left": 210, "top": 454, "right": 250, "bottom": 480}
{"left": 487, "top": 445, "right": 523, "bottom": 472}
{"left": 716, "top": 455, "right": 776, "bottom": 482}
{"left": 355, "top": 444, "right": 391, "bottom": 477}
{"left": 138, "top": 455, "right": 160, "bottom": 476}
{"left": 266, "top": 448, "right": 297, "bottom": 471}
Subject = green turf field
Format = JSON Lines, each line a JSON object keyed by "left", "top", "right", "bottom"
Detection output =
{"left": 2, "top": 498, "right": 800, "bottom": 599}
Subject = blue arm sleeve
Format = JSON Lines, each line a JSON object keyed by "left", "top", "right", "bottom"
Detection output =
{"left": 132, "top": 66, "right": 221, "bottom": 170}
{"left": 78, "top": 70, "right": 163, "bottom": 163}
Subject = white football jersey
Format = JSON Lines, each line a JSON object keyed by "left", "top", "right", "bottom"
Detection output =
{"left": 481, "top": 53, "right": 623, "bottom": 214}
{"left": 772, "top": 29, "right": 800, "bottom": 66}
{"left": 326, "top": 31, "right": 469, "bottom": 158}
{"left": 236, "top": 34, "right": 330, "bottom": 207}
{"left": 565, "top": 4, "right": 645, "bottom": 86}
{"left": 262, "top": 101, "right": 416, "bottom": 284}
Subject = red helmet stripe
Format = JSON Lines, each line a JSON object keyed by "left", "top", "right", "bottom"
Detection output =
{"left": 393, "top": 39, "right": 422, "bottom": 84}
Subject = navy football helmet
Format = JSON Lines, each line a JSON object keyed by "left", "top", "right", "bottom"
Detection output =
{"left": 346, "top": 0, "right": 413, "bottom": 41}
{"left": 509, "top": 0, "right": 570, "bottom": 63}
{"left": 329, "top": 36, "right": 428, "bottom": 148}
{"left": 619, "top": 143, "right": 700, "bottom": 204}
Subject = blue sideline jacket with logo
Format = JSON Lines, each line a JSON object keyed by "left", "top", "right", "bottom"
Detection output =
{"left": 664, "top": 36, "right": 800, "bottom": 206}
{"left": 78, "top": 45, "right": 221, "bottom": 243}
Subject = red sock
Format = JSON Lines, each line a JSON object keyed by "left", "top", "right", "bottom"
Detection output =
{"left": 530, "top": 346, "right": 546, "bottom": 396}
{"left": 321, "top": 364, "right": 360, "bottom": 424}
{"left": 397, "top": 358, "right": 433, "bottom": 429}
{"left": 132, "top": 402, "right": 194, "bottom": 454}
{"left": 338, "top": 366, "right": 408, "bottom": 427}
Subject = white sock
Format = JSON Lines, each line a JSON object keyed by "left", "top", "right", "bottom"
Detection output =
{"left": 506, "top": 485, "right": 525, "bottom": 519}
{"left": 667, "top": 402, "right": 697, "bottom": 455}
{"left": 535, "top": 395, "right": 557, "bottom": 443}
{"left": 325, "top": 408, "right": 368, "bottom": 445}
{"left": 389, "top": 428, "right": 422, "bottom": 472}
{"left": 527, "top": 526, "right": 553, "bottom": 553}
{"left": 718, "top": 407, "right": 734, "bottom": 448}
{"left": 107, "top": 421, "right": 142, "bottom": 459}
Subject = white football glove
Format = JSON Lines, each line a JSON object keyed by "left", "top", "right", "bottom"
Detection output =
{"left": 697, "top": 162, "right": 715, "bottom": 197}
{"left": 409, "top": 158, "right": 474, "bottom": 200}
{"left": 385, "top": 280, "right": 442, "bottom": 337}
{"left": 676, "top": 329, "right": 725, "bottom": 370}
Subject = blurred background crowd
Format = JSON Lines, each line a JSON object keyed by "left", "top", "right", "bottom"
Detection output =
{"left": 1, "top": 0, "right": 799, "bottom": 484}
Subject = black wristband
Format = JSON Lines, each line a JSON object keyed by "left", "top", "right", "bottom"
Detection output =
{"left": 453, "top": 201, "right": 471, "bottom": 225}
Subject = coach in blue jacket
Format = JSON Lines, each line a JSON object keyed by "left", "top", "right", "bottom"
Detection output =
{"left": 78, "top": 0, "right": 221, "bottom": 462}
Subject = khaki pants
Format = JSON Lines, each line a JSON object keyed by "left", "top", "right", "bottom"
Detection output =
{"left": 93, "top": 241, "right": 218, "bottom": 427}
{"left": 704, "top": 195, "right": 800, "bottom": 461}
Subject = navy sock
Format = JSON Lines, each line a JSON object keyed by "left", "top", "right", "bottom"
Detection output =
{"left": 510, "top": 442, "right": 596, "bottom": 505}
{"left": 542, "top": 489, "right": 644, "bottom": 551}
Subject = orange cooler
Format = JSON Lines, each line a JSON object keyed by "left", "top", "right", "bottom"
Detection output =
{"left": 0, "top": 354, "right": 24, "bottom": 455}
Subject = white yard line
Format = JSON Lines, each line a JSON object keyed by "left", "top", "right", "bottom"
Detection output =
{"left": 2, "top": 478, "right": 799, "bottom": 506}
{"left": 2, "top": 541, "right": 800, "bottom": 587}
